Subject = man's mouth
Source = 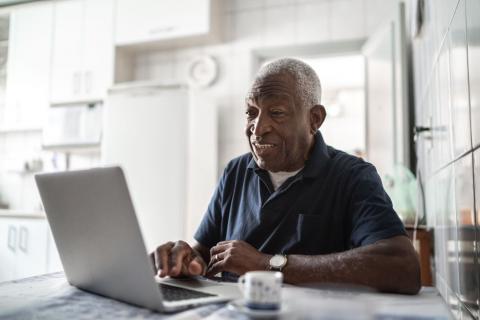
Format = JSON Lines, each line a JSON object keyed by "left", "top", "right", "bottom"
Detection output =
{"left": 253, "top": 143, "right": 276, "bottom": 149}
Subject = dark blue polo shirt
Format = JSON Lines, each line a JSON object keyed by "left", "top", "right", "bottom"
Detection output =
{"left": 194, "top": 132, "right": 406, "bottom": 256}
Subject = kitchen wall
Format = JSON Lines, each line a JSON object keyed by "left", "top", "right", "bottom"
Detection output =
{"left": 412, "top": 0, "right": 479, "bottom": 318}
{"left": 128, "top": 0, "right": 405, "bottom": 238}
{"left": 0, "top": 0, "right": 403, "bottom": 237}
{"left": 130, "top": 0, "right": 400, "bottom": 174}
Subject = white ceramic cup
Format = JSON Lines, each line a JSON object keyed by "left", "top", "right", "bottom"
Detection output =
{"left": 237, "top": 271, "right": 283, "bottom": 310}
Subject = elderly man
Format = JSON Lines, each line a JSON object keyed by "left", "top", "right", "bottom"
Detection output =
{"left": 151, "top": 58, "right": 421, "bottom": 294}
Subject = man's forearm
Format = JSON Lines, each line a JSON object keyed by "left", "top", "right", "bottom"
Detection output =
{"left": 281, "top": 236, "right": 421, "bottom": 294}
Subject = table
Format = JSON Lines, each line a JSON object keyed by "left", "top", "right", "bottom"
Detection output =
{"left": 0, "top": 273, "right": 452, "bottom": 319}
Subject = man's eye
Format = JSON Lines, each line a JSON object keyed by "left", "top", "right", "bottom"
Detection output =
{"left": 246, "top": 110, "right": 256, "bottom": 117}
{"left": 271, "top": 110, "right": 284, "bottom": 116}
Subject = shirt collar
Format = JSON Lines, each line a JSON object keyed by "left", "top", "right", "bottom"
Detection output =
{"left": 302, "top": 131, "right": 330, "bottom": 178}
{"left": 247, "top": 131, "right": 330, "bottom": 178}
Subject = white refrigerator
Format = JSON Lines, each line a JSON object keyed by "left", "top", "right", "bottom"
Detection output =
{"left": 102, "top": 82, "right": 189, "bottom": 251}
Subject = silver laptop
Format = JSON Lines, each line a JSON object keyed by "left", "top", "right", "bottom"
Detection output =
{"left": 35, "top": 166, "right": 240, "bottom": 312}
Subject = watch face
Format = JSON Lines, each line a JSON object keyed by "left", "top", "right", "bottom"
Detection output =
{"left": 270, "top": 255, "right": 286, "bottom": 268}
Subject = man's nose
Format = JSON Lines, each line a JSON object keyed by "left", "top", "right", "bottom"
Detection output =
{"left": 251, "top": 113, "right": 272, "bottom": 137}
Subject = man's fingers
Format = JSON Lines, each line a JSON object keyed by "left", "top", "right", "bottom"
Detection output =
{"left": 151, "top": 242, "right": 174, "bottom": 277}
{"left": 207, "top": 250, "right": 224, "bottom": 268}
{"left": 159, "top": 248, "right": 171, "bottom": 277}
{"left": 209, "top": 243, "right": 230, "bottom": 257}
{"left": 206, "top": 259, "right": 225, "bottom": 277}
{"left": 188, "top": 257, "right": 205, "bottom": 276}
{"left": 215, "top": 240, "right": 234, "bottom": 246}
{"left": 151, "top": 241, "right": 205, "bottom": 278}
{"left": 170, "top": 242, "right": 192, "bottom": 276}
{"left": 149, "top": 252, "right": 157, "bottom": 274}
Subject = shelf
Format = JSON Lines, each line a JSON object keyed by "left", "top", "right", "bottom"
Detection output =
{"left": 42, "top": 143, "right": 101, "bottom": 154}
{"left": 7, "top": 169, "right": 43, "bottom": 175}
{"left": 0, "top": 126, "right": 43, "bottom": 133}
{"left": 50, "top": 99, "right": 103, "bottom": 107}
{"left": 0, "top": 209, "right": 45, "bottom": 219}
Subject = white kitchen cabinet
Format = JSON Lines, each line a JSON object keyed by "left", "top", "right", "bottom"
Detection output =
{"left": 115, "top": 0, "right": 218, "bottom": 47}
{"left": 50, "top": 0, "right": 114, "bottom": 104}
{"left": 0, "top": 217, "right": 51, "bottom": 283}
{"left": 3, "top": 2, "right": 53, "bottom": 129}
{"left": 49, "top": 0, "right": 82, "bottom": 104}
{"left": 0, "top": 221, "right": 16, "bottom": 281}
{"left": 14, "top": 219, "right": 48, "bottom": 279}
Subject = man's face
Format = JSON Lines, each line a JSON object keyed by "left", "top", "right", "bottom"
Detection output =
{"left": 245, "top": 74, "right": 314, "bottom": 172}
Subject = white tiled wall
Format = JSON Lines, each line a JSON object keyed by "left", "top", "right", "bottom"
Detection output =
{"left": 129, "top": 0, "right": 401, "bottom": 172}
{"left": 412, "top": 0, "right": 479, "bottom": 318}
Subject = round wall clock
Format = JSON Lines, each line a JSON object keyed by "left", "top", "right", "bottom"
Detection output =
{"left": 187, "top": 55, "right": 218, "bottom": 88}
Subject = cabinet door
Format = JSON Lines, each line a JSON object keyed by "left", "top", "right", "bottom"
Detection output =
{"left": 15, "top": 219, "right": 48, "bottom": 279}
{"left": 82, "top": 0, "right": 114, "bottom": 101}
{"left": 4, "top": 3, "right": 53, "bottom": 128}
{"left": 50, "top": 0, "right": 83, "bottom": 103}
{"left": 0, "top": 220, "right": 17, "bottom": 282}
{"left": 115, "top": 0, "right": 210, "bottom": 45}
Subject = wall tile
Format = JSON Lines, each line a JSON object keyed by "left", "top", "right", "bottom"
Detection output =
{"left": 431, "top": 67, "right": 445, "bottom": 173}
{"left": 449, "top": 0, "right": 472, "bottom": 158}
{"left": 437, "top": 41, "right": 454, "bottom": 166}
{"left": 414, "top": 0, "right": 478, "bottom": 315}
{"left": 330, "top": 0, "right": 365, "bottom": 40}
{"left": 230, "top": 53, "right": 253, "bottom": 97}
{"left": 221, "top": 12, "right": 235, "bottom": 43}
{"left": 146, "top": 51, "right": 176, "bottom": 82}
{"left": 133, "top": 52, "right": 153, "bottom": 81}
{"left": 422, "top": 6, "right": 437, "bottom": 78}
{"left": 474, "top": 149, "right": 480, "bottom": 314}
{"left": 232, "top": 8, "right": 264, "bottom": 51}
{"left": 263, "top": 4, "right": 296, "bottom": 46}
{"left": 466, "top": 0, "right": 480, "bottom": 148}
{"left": 296, "top": 0, "right": 328, "bottom": 4}
{"left": 439, "top": 165, "right": 460, "bottom": 296}
{"left": 426, "top": 0, "right": 443, "bottom": 61}
{"left": 295, "top": 0, "right": 330, "bottom": 44}
{"left": 265, "top": 0, "right": 295, "bottom": 7}
{"left": 229, "top": 0, "right": 264, "bottom": 12}
{"left": 454, "top": 154, "right": 478, "bottom": 313}
{"left": 437, "top": 0, "right": 459, "bottom": 38}
{"left": 365, "top": 0, "right": 397, "bottom": 36}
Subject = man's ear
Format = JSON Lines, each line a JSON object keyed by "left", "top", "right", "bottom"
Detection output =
{"left": 309, "top": 104, "right": 326, "bottom": 134}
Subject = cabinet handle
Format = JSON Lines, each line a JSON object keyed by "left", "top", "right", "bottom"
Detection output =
{"left": 19, "top": 226, "right": 28, "bottom": 253}
{"left": 149, "top": 25, "right": 176, "bottom": 35}
{"left": 73, "top": 72, "right": 81, "bottom": 94}
{"left": 7, "top": 225, "right": 17, "bottom": 252}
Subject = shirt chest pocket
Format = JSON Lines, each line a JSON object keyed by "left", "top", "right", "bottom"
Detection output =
{"left": 295, "top": 213, "right": 329, "bottom": 254}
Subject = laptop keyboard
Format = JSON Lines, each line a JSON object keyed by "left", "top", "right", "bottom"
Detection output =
{"left": 158, "top": 283, "right": 218, "bottom": 301}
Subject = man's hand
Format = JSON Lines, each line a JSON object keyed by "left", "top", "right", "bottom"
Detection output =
{"left": 150, "top": 241, "right": 207, "bottom": 278}
{"left": 206, "top": 240, "right": 271, "bottom": 276}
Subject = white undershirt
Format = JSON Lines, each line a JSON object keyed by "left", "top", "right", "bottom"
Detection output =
{"left": 267, "top": 168, "right": 303, "bottom": 191}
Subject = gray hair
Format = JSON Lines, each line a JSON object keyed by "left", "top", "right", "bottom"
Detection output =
{"left": 253, "top": 57, "right": 322, "bottom": 108}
